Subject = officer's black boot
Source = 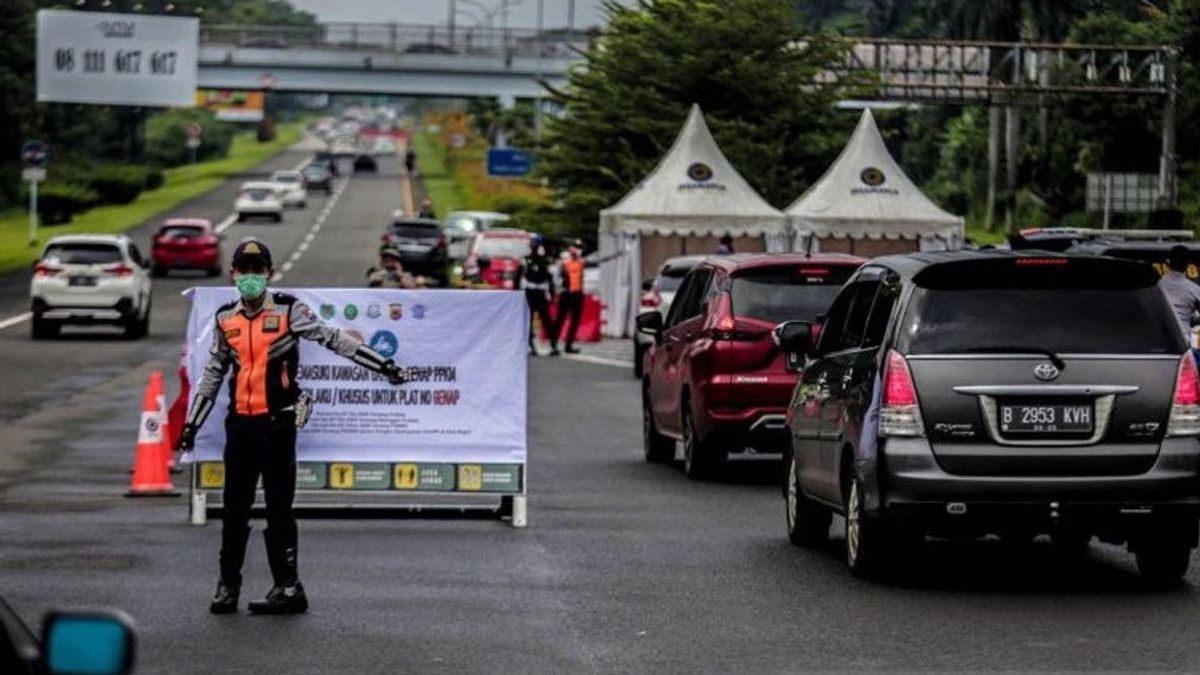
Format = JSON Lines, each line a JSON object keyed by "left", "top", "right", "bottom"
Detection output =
{"left": 210, "top": 525, "right": 249, "bottom": 614}
{"left": 248, "top": 531, "right": 308, "bottom": 615}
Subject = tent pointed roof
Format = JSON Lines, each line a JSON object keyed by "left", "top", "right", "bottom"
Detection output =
{"left": 786, "top": 108, "right": 962, "bottom": 242}
{"left": 600, "top": 104, "right": 786, "bottom": 236}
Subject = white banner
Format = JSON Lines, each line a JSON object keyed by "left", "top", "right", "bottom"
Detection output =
{"left": 184, "top": 288, "right": 528, "bottom": 464}
{"left": 37, "top": 10, "right": 198, "bottom": 107}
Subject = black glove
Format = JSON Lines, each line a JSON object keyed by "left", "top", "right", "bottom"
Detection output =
{"left": 382, "top": 360, "right": 409, "bottom": 386}
{"left": 176, "top": 423, "right": 198, "bottom": 453}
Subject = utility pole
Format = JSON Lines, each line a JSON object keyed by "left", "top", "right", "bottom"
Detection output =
{"left": 448, "top": 0, "right": 456, "bottom": 48}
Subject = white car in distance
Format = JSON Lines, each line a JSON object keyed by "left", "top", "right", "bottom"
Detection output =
{"left": 235, "top": 181, "right": 284, "bottom": 222}
{"left": 29, "top": 234, "right": 153, "bottom": 340}
{"left": 270, "top": 170, "right": 308, "bottom": 209}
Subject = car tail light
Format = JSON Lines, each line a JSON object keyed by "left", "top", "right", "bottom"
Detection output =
{"left": 1167, "top": 355, "right": 1200, "bottom": 436}
{"left": 640, "top": 288, "right": 661, "bottom": 308}
{"left": 880, "top": 350, "right": 924, "bottom": 437}
{"left": 34, "top": 262, "right": 61, "bottom": 277}
{"left": 237, "top": 190, "right": 248, "bottom": 199}
{"left": 707, "top": 294, "right": 766, "bottom": 341}
{"left": 104, "top": 263, "right": 135, "bottom": 277}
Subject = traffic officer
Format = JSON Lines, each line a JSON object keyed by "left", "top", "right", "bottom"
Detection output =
{"left": 177, "top": 239, "right": 409, "bottom": 615}
{"left": 556, "top": 242, "right": 587, "bottom": 354}
{"left": 1160, "top": 245, "right": 1200, "bottom": 345}
{"left": 366, "top": 245, "right": 419, "bottom": 289}
{"left": 519, "top": 235, "right": 558, "bottom": 356}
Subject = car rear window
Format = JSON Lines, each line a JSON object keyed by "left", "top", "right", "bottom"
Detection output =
{"left": 390, "top": 222, "right": 441, "bottom": 239}
{"left": 43, "top": 243, "right": 123, "bottom": 265}
{"left": 159, "top": 226, "right": 205, "bottom": 239}
{"left": 902, "top": 258, "right": 1183, "bottom": 354}
{"left": 730, "top": 265, "right": 856, "bottom": 324}
{"left": 274, "top": 175, "right": 299, "bottom": 184}
{"left": 475, "top": 237, "right": 530, "bottom": 259}
{"left": 246, "top": 188, "right": 274, "bottom": 200}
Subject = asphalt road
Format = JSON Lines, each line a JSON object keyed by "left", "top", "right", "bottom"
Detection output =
{"left": 4, "top": 141, "right": 1200, "bottom": 673}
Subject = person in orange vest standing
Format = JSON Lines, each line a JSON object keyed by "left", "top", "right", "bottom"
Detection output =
{"left": 556, "top": 243, "right": 589, "bottom": 354}
{"left": 177, "top": 239, "right": 410, "bottom": 615}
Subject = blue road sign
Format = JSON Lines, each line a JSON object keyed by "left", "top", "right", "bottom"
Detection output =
{"left": 486, "top": 148, "right": 532, "bottom": 178}
{"left": 21, "top": 140, "right": 49, "bottom": 168}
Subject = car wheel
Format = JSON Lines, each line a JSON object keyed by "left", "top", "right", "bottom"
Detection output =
{"left": 1136, "top": 541, "right": 1192, "bottom": 588}
{"left": 237, "top": 213, "right": 246, "bottom": 223}
{"left": 642, "top": 387, "right": 674, "bottom": 464}
{"left": 273, "top": 213, "right": 283, "bottom": 223}
{"left": 30, "top": 314, "right": 59, "bottom": 340}
{"left": 151, "top": 265, "right": 165, "bottom": 278}
{"left": 633, "top": 341, "right": 646, "bottom": 379}
{"left": 207, "top": 265, "right": 222, "bottom": 278}
{"left": 681, "top": 405, "right": 716, "bottom": 480}
{"left": 138, "top": 299, "right": 151, "bottom": 338}
{"left": 1050, "top": 527, "right": 1092, "bottom": 558}
{"left": 786, "top": 453, "right": 832, "bottom": 547}
{"left": 845, "top": 476, "right": 895, "bottom": 578}
{"left": 298, "top": 201, "right": 306, "bottom": 209}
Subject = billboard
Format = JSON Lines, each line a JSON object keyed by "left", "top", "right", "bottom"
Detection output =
{"left": 196, "top": 89, "right": 265, "bottom": 122}
{"left": 37, "top": 10, "right": 198, "bottom": 107}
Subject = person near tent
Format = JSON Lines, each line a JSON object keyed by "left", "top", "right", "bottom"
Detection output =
{"left": 555, "top": 241, "right": 623, "bottom": 353}
{"left": 716, "top": 234, "right": 735, "bottom": 255}
{"left": 404, "top": 148, "right": 418, "bottom": 177}
{"left": 417, "top": 196, "right": 437, "bottom": 220}
{"left": 518, "top": 235, "right": 559, "bottom": 356}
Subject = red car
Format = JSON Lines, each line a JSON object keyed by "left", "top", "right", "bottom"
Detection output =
{"left": 464, "top": 229, "right": 532, "bottom": 289}
{"left": 637, "top": 253, "right": 865, "bottom": 479}
{"left": 150, "top": 218, "right": 222, "bottom": 277}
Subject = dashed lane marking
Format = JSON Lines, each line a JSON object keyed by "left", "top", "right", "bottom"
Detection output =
{"left": 0, "top": 312, "right": 33, "bottom": 331}
{"left": 560, "top": 354, "right": 634, "bottom": 369}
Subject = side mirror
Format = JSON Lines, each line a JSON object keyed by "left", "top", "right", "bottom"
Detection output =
{"left": 641, "top": 278, "right": 653, "bottom": 292}
{"left": 773, "top": 320, "right": 815, "bottom": 356}
{"left": 636, "top": 311, "right": 664, "bottom": 341}
{"left": 43, "top": 610, "right": 136, "bottom": 675}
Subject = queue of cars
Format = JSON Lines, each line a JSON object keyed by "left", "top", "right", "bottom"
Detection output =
{"left": 636, "top": 234, "right": 1200, "bottom": 586}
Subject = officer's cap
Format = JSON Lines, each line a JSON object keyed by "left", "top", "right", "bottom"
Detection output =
{"left": 232, "top": 239, "right": 273, "bottom": 269}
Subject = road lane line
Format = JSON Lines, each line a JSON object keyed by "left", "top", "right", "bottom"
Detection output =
{"left": 214, "top": 213, "right": 238, "bottom": 234}
{"left": 0, "top": 312, "right": 33, "bottom": 331}
{"left": 271, "top": 176, "right": 348, "bottom": 284}
{"left": 561, "top": 354, "right": 633, "bottom": 369}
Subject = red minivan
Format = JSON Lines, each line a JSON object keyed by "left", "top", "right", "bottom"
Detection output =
{"left": 150, "top": 218, "right": 222, "bottom": 277}
{"left": 637, "top": 253, "right": 864, "bottom": 479}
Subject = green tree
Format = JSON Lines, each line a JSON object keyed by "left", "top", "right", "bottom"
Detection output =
{"left": 540, "top": 0, "right": 869, "bottom": 239}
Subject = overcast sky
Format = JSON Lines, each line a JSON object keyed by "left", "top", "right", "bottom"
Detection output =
{"left": 288, "top": 0, "right": 622, "bottom": 29}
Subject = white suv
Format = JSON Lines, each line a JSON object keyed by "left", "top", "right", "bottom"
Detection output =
{"left": 30, "top": 234, "right": 153, "bottom": 340}
{"left": 269, "top": 170, "right": 308, "bottom": 209}
{"left": 235, "top": 181, "right": 284, "bottom": 222}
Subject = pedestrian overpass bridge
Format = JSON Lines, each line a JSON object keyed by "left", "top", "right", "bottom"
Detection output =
{"left": 198, "top": 23, "right": 582, "bottom": 101}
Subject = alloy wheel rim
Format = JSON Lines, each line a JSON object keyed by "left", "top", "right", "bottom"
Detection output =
{"left": 786, "top": 457, "right": 797, "bottom": 530}
{"left": 847, "top": 481, "right": 861, "bottom": 565}
{"left": 683, "top": 412, "right": 694, "bottom": 469}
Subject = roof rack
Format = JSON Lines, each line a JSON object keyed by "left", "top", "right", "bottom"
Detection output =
{"left": 1017, "top": 227, "right": 1193, "bottom": 241}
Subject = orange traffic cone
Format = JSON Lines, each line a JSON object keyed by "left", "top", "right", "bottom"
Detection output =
{"left": 125, "top": 371, "right": 179, "bottom": 497}
{"left": 150, "top": 370, "right": 180, "bottom": 475}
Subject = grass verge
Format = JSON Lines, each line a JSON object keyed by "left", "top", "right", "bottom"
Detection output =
{"left": 0, "top": 123, "right": 303, "bottom": 273}
{"left": 411, "top": 132, "right": 468, "bottom": 221}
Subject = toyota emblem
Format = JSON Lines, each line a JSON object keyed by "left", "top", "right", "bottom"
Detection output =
{"left": 1033, "top": 362, "right": 1060, "bottom": 381}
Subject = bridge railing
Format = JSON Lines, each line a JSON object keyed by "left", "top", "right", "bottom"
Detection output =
{"left": 200, "top": 22, "right": 592, "bottom": 60}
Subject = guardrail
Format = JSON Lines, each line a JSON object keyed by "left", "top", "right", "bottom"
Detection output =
{"left": 200, "top": 22, "right": 593, "bottom": 60}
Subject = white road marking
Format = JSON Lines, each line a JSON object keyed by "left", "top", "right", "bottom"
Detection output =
{"left": 214, "top": 213, "right": 238, "bottom": 234}
{"left": 560, "top": 354, "right": 633, "bottom": 369}
{"left": 281, "top": 261, "right": 294, "bottom": 272}
{"left": 298, "top": 242, "right": 309, "bottom": 252}
{"left": 0, "top": 312, "right": 33, "bottom": 331}
{"left": 271, "top": 176, "right": 349, "bottom": 284}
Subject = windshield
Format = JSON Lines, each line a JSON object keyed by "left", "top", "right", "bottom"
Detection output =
{"left": 446, "top": 215, "right": 480, "bottom": 233}
{"left": 246, "top": 188, "right": 274, "bottom": 201}
{"left": 43, "top": 243, "right": 123, "bottom": 265}
{"left": 159, "top": 226, "right": 204, "bottom": 239}
{"left": 659, "top": 266, "right": 693, "bottom": 293}
{"left": 274, "top": 175, "right": 299, "bottom": 184}
{"left": 391, "top": 222, "right": 441, "bottom": 239}
{"left": 730, "top": 266, "right": 854, "bottom": 324}
{"left": 475, "top": 237, "right": 530, "bottom": 259}
{"left": 901, "top": 287, "right": 1183, "bottom": 354}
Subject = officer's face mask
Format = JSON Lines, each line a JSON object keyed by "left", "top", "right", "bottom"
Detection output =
{"left": 234, "top": 272, "right": 269, "bottom": 300}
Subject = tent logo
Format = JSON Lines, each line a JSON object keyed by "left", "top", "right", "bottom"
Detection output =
{"left": 860, "top": 167, "right": 886, "bottom": 187}
{"left": 687, "top": 162, "right": 714, "bottom": 183}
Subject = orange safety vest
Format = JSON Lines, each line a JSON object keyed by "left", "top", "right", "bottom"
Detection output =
{"left": 563, "top": 259, "right": 585, "bottom": 293}
{"left": 219, "top": 305, "right": 293, "bottom": 416}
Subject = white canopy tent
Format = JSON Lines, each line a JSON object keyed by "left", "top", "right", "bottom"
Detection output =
{"left": 787, "top": 108, "right": 964, "bottom": 256}
{"left": 598, "top": 104, "right": 788, "bottom": 338}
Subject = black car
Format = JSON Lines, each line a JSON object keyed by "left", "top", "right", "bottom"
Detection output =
{"left": 1009, "top": 227, "right": 1192, "bottom": 252}
{"left": 312, "top": 152, "right": 338, "bottom": 177}
{"left": 777, "top": 250, "right": 1200, "bottom": 584}
{"left": 383, "top": 217, "right": 448, "bottom": 282}
{"left": 353, "top": 154, "right": 377, "bottom": 173}
{"left": 301, "top": 164, "right": 333, "bottom": 194}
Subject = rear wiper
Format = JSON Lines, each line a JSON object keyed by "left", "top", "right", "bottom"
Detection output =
{"left": 960, "top": 346, "right": 1065, "bottom": 370}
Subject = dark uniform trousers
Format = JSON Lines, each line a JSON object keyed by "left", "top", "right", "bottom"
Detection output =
{"left": 221, "top": 410, "right": 297, "bottom": 586}
{"left": 525, "top": 290, "right": 556, "bottom": 350}
{"left": 557, "top": 292, "right": 584, "bottom": 348}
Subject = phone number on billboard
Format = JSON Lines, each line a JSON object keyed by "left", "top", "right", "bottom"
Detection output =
{"left": 52, "top": 48, "right": 178, "bottom": 76}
